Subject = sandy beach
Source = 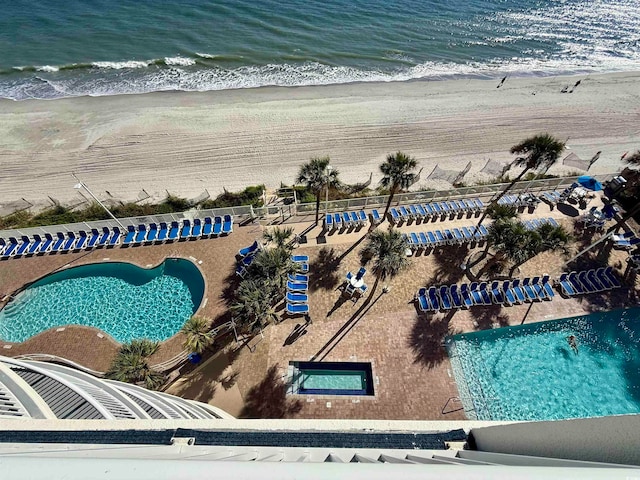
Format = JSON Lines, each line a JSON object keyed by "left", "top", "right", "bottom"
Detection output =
{"left": 0, "top": 71, "right": 639, "bottom": 208}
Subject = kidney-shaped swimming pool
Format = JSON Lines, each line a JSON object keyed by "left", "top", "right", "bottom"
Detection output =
{"left": 0, "top": 258, "right": 205, "bottom": 343}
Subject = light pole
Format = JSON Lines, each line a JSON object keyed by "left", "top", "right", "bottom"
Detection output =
{"left": 72, "top": 173, "right": 125, "bottom": 229}
{"left": 324, "top": 165, "right": 333, "bottom": 219}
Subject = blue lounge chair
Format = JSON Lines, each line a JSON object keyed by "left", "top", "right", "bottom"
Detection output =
{"left": 439, "top": 202, "right": 450, "bottom": 217}
{"left": 414, "top": 204, "right": 426, "bottom": 219}
{"left": 202, "top": 217, "right": 213, "bottom": 236}
{"left": 408, "top": 204, "right": 419, "bottom": 219}
{"left": 448, "top": 285, "right": 464, "bottom": 309}
{"left": 422, "top": 203, "right": 434, "bottom": 219}
{"left": 439, "top": 286, "right": 453, "bottom": 310}
{"left": 16, "top": 236, "right": 31, "bottom": 256}
{"left": 109, "top": 227, "right": 121, "bottom": 247}
{"left": 478, "top": 282, "right": 493, "bottom": 304}
{"left": 371, "top": 209, "right": 381, "bottom": 224}
{"left": 431, "top": 202, "right": 442, "bottom": 218}
{"left": 446, "top": 201, "right": 459, "bottom": 216}
{"left": 239, "top": 240, "right": 260, "bottom": 258}
{"left": 157, "top": 222, "right": 169, "bottom": 242}
{"left": 40, "top": 234, "right": 54, "bottom": 254}
{"left": 500, "top": 281, "right": 517, "bottom": 305}
{"left": 287, "top": 281, "right": 308, "bottom": 292}
{"left": 490, "top": 281, "right": 506, "bottom": 305}
{"left": 2, "top": 237, "right": 19, "bottom": 257}
{"left": 452, "top": 228, "right": 464, "bottom": 244}
{"left": 462, "top": 199, "right": 475, "bottom": 212}
{"left": 288, "top": 273, "right": 308, "bottom": 283}
{"left": 292, "top": 255, "right": 309, "bottom": 263}
{"left": 298, "top": 263, "right": 309, "bottom": 273}
{"left": 603, "top": 267, "right": 621, "bottom": 288}
{"left": 586, "top": 270, "right": 605, "bottom": 291}
{"left": 97, "top": 227, "right": 110, "bottom": 247}
{"left": 333, "top": 213, "right": 342, "bottom": 230}
{"left": 74, "top": 231, "right": 88, "bottom": 250}
{"left": 241, "top": 254, "right": 256, "bottom": 267}
{"left": 419, "top": 232, "right": 429, "bottom": 248}
{"left": 325, "top": 213, "right": 334, "bottom": 230}
{"left": 51, "top": 233, "right": 66, "bottom": 253}
{"left": 342, "top": 212, "right": 352, "bottom": 227}
{"left": 357, "top": 210, "right": 368, "bottom": 225}
{"left": 286, "top": 303, "right": 309, "bottom": 315}
{"left": 510, "top": 279, "right": 528, "bottom": 303}
{"left": 180, "top": 220, "right": 192, "bottom": 240}
{"left": 410, "top": 232, "right": 420, "bottom": 249}
{"left": 286, "top": 291, "right": 308, "bottom": 304}
{"left": 62, "top": 233, "right": 76, "bottom": 252}
{"left": 557, "top": 273, "right": 577, "bottom": 296}
{"left": 222, "top": 215, "right": 233, "bottom": 234}
{"left": 356, "top": 267, "right": 366, "bottom": 279}
{"left": 434, "top": 230, "right": 445, "bottom": 246}
{"left": 191, "top": 219, "right": 202, "bottom": 238}
{"left": 458, "top": 284, "right": 474, "bottom": 308}
{"left": 349, "top": 211, "right": 359, "bottom": 225}
{"left": 578, "top": 271, "right": 598, "bottom": 292}
{"left": 594, "top": 268, "right": 613, "bottom": 289}
{"left": 528, "top": 277, "right": 547, "bottom": 300}
{"left": 0, "top": 238, "right": 5, "bottom": 255}
{"left": 144, "top": 223, "right": 156, "bottom": 243}
{"left": 399, "top": 206, "right": 410, "bottom": 219}
{"left": 87, "top": 229, "right": 100, "bottom": 249}
{"left": 473, "top": 198, "right": 484, "bottom": 211}
{"left": 390, "top": 208, "right": 401, "bottom": 224}
{"left": 427, "top": 231, "right": 437, "bottom": 246}
{"left": 568, "top": 272, "right": 585, "bottom": 294}
{"left": 427, "top": 287, "right": 440, "bottom": 311}
{"left": 538, "top": 275, "right": 555, "bottom": 299}
{"left": 124, "top": 225, "right": 136, "bottom": 245}
{"left": 134, "top": 224, "right": 147, "bottom": 244}
{"left": 212, "top": 217, "right": 222, "bottom": 236}
{"left": 461, "top": 227, "right": 473, "bottom": 242}
{"left": 235, "top": 265, "right": 247, "bottom": 278}
{"left": 443, "top": 229, "right": 454, "bottom": 245}
{"left": 416, "top": 288, "right": 431, "bottom": 312}
{"left": 468, "top": 282, "right": 484, "bottom": 305}
{"left": 521, "top": 278, "right": 539, "bottom": 301}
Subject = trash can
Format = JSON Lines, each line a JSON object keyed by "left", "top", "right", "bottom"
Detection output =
{"left": 187, "top": 353, "right": 202, "bottom": 364}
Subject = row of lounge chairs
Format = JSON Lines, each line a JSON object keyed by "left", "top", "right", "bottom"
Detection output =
{"left": 521, "top": 217, "right": 559, "bottom": 230}
{"left": 286, "top": 256, "right": 310, "bottom": 315}
{"left": 556, "top": 268, "right": 621, "bottom": 296}
{"left": 390, "top": 198, "right": 485, "bottom": 224}
{"left": 497, "top": 192, "right": 540, "bottom": 208}
{"left": 416, "top": 276, "right": 557, "bottom": 312}
{"left": 403, "top": 225, "right": 489, "bottom": 251}
{"left": 325, "top": 210, "right": 373, "bottom": 231}
{"left": 0, "top": 215, "right": 234, "bottom": 259}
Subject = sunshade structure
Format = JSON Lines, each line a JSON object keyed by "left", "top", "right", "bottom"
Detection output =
{"left": 577, "top": 176, "right": 603, "bottom": 191}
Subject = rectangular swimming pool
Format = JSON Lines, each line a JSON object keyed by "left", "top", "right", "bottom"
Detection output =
{"left": 447, "top": 308, "right": 640, "bottom": 421}
{"left": 289, "top": 361, "right": 374, "bottom": 396}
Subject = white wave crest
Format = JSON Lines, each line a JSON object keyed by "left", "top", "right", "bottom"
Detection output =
{"left": 92, "top": 60, "right": 151, "bottom": 69}
{"left": 195, "top": 53, "right": 217, "bottom": 59}
{"left": 36, "top": 65, "right": 59, "bottom": 72}
{"left": 164, "top": 56, "right": 196, "bottom": 66}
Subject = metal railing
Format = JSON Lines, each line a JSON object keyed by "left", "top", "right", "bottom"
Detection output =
{"left": 0, "top": 173, "right": 617, "bottom": 238}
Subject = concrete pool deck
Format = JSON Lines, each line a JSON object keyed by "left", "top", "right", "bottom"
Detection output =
{"left": 1, "top": 200, "right": 638, "bottom": 420}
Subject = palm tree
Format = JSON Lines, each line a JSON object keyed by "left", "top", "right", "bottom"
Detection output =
{"left": 475, "top": 134, "right": 565, "bottom": 230}
{"left": 105, "top": 339, "right": 165, "bottom": 390}
{"left": 263, "top": 226, "right": 294, "bottom": 250}
{"left": 181, "top": 316, "right": 213, "bottom": 354}
{"left": 231, "top": 279, "right": 279, "bottom": 332}
{"left": 296, "top": 156, "right": 340, "bottom": 224}
{"left": 379, "top": 152, "right": 418, "bottom": 221}
{"left": 359, "top": 229, "right": 410, "bottom": 294}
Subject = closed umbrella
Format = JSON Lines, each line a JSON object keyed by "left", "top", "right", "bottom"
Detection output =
{"left": 577, "top": 176, "right": 602, "bottom": 191}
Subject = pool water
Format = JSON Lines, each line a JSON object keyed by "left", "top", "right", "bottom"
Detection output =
{"left": 290, "top": 361, "right": 375, "bottom": 396}
{"left": 447, "top": 308, "right": 640, "bottom": 421}
{"left": 0, "top": 259, "right": 205, "bottom": 343}
{"left": 301, "top": 370, "right": 366, "bottom": 391}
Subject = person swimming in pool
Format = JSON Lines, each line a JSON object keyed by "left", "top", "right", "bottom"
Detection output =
{"left": 567, "top": 335, "right": 578, "bottom": 354}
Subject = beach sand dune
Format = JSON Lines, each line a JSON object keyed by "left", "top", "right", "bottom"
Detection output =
{"left": 0, "top": 72, "right": 638, "bottom": 206}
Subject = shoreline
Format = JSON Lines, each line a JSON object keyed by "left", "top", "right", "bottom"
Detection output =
{"left": 0, "top": 71, "right": 639, "bottom": 209}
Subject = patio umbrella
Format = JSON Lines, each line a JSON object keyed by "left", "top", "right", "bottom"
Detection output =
{"left": 577, "top": 176, "right": 603, "bottom": 191}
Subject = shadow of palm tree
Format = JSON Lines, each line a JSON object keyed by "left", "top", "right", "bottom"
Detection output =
{"left": 239, "top": 364, "right": 303, "bottom": 418}
{"left": 424, "top": 244, "right": 470, "bottom": 286}
{"left": 309, "top": 246, "right": 341, "bottom": 292}
{"left": 469, "top": 304, "right": 510, "bottom": 330}
{"left": 221, "top": 266, "right": 242, "bottom": 306}
{"left": 408, "top": 314, "right": 458, "bottom": 369}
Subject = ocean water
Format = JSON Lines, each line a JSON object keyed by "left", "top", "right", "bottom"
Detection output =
{"left": 1, "top": 0, "right": 639, "bottom": 100}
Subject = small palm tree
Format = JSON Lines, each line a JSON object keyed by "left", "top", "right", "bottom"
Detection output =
{"left": 359, "top": 229, "right": 410, "bottom": 294}
{"left": 251, "top": 247, "right": 300, "bottom": 291}
{"left": 181, "top": 316, "right": 213, "bottom": 354}
{"left": 475, "top": 134, "right": 565, "bottom": 230}
{"left": 296, "top": 156, "right": 340, "bottom": 224}
{"left": 263, "top": 226, "right": 294, "bottom": 250}
{"left": 379, "top": 152, "right": 418, "bottom": 221}
{"left": 105, "top": 339, "right": 165, "bottom": 390}
{"left": 231, "top": 279, "right": 279, "bottom": 332}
